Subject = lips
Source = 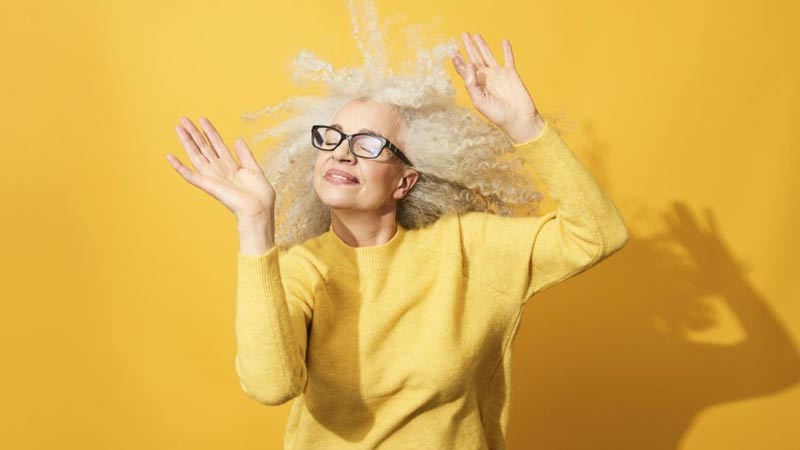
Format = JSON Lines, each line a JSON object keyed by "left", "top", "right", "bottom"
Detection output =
{"left": 325, "top": 168, "right": 359, "bottom": 184}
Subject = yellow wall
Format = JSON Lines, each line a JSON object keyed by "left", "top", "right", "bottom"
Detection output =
{"left": 2, "top": 0, "right": 798, "bottom": 448}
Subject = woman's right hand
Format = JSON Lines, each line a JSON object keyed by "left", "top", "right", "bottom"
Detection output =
{"left": 166, "top": 116, "right": 276, "bottom": 222}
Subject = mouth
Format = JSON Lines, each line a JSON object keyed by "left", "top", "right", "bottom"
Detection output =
{"left": 324, "top": 169, "right": 360, "bottom": 185}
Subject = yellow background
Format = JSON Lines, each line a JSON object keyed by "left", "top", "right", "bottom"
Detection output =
{"left": 2, "top": 0, "right": 798, "bottom": 448}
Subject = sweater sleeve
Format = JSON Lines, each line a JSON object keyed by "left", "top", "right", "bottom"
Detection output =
{"left": 234, "top": 245, "right": 315, "bottom": 405}
{"left": 457, "top": 119, "right": 629, "bottom": 304}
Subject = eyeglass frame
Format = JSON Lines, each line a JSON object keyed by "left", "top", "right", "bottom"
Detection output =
{"left": 311, "top": 125, "right": 415, "bottom": 167}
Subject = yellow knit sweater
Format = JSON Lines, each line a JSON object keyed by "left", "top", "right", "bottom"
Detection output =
{"left": 234, "top": 120, "right": 629, "bottom": 449}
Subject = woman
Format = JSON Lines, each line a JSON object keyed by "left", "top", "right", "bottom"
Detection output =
{"left": 167, "top": 21, "right": 628, "bottom": 450}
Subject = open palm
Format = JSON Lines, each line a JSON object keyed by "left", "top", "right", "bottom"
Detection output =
{"left": 166, "top": 116, "right": 275, "bottom": 221}
{"left": 450, "top": 32, "right": 539, "bottom": 131}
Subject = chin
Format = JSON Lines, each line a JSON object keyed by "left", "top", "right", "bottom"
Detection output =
{"left": 314, "top": 184, "right": 358, "bottom": 210}
{"left": 321, "top": 197, "right": 355, "bottom": 210}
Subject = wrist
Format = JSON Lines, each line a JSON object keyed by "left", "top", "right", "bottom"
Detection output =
{"left": 236, "top": 209, "right": 273, "bottom": 228}
{"left": 503, "top": 113, "right": 546, "bottom": 145}
{"left": 237, "top": 219, "right": 275, "bottom": 255}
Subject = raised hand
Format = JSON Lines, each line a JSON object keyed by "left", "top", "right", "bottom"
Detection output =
{"left": 166, "top": 116, "right": 276, "bottom": 222}
{"left": 450, "top": 32, "right": 545, "bottom": 144}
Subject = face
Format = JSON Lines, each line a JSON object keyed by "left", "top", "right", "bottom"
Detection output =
{"left": 313, "top": 99, "right": 419, "bottom": 214}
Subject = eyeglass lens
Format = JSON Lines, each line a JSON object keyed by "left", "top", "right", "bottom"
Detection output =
{"left": 313, "top": 128, "right": 385, "bottom": 158}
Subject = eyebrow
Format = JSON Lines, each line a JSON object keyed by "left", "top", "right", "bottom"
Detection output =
{"left": 330, "top": 123, "right": 382, "bottom": 136}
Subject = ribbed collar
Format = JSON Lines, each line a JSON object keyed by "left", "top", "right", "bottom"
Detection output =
{"left": 323, "top": 221, "right": 407, "bottom": 273}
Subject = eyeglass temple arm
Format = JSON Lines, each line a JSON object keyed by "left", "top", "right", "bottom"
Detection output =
{"left": 387, "top": 142, "right": 414, "bottom": 167}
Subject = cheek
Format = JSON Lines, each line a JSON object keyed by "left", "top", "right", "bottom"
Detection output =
{"left": 312, "top": 157, "right": 325, "bottom": 192}
{"left": 361, "top": 166, "right": 397, "bottom": 193}
{"left": 313, "top": 155, "right": 326, "bottom": 179}
{"left": 313, "top": 153, "right": 324, "bottom": 171}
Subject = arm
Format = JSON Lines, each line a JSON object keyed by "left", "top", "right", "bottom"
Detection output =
{"left": 515, "top": 117, "right": 629, "bottom": 300}
{"left": 166, "top": 115, "right": 308, "bottom": 404}
{"left": 457, "top": 117, "right": 629, "bottom": 303}
{"left": 234, "top": 222, "right": 315, "bottom": 405}
{"left": 450, "top": 33, "right": 629, "bottom": 303}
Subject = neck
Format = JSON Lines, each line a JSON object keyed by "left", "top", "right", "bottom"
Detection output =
{"left": 330, "top": 207, "right": 399, "bottom": 248}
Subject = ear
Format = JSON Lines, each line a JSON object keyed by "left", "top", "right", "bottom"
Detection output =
{"left": 393, "top": 169, "right": 420, "bottom": 200}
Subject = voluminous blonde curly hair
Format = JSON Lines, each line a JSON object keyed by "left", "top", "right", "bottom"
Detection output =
{"left": 242, "top": 0, "right": 561, "bottom": 250}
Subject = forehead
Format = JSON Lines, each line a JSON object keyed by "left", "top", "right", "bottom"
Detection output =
{"left": 330, "top": 100, "right": 399, "bottom": 136}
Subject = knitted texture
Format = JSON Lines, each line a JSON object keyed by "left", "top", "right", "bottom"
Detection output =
{"left": 234, "top": 120, "right": 629, "bottom": 449}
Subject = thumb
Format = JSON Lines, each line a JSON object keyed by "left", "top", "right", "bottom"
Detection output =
{"left": 234, "top": 137, "right": 263, "bottom": 173}
{"left": 464, "top": 63, "right": 483, "bottom": 103}
{"left": 465, "top": 63, "right": 477, "bottom": 87}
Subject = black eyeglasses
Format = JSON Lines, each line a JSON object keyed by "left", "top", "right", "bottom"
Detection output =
{"left": 311, "top": 125, "right": 414, "bottom": 167}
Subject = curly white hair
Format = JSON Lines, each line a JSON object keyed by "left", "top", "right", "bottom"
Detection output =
{"left": 241, "top": 0, "right": 565, "bottom": 250}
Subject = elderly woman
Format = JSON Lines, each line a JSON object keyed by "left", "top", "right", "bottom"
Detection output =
{"left": 166, "top": 3, "right": 628, "bottom": 449}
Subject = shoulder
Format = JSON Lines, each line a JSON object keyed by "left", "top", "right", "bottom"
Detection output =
{"left": 441, "top": 210, "right": 527, "bottom": 235}
{"left": 277, "top": 235, "right": 329, "bottom": 283}
{"left": 402, "top": 212, "right": 463, "bottom": 243}
{"left": 402, "top": 211, "right": 510, "bottom": 244}
{"left": 399, "top": 212, "right": 487, "bottom": 260}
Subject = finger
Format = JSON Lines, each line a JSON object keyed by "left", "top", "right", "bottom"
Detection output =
{"left": 463, "top": 63, "right": 483, "bottom": 103}
{"left": 234, "top": 137, "right": 263, "bottom": 173}
{"left": 175, "top": 124, "right": 209, "bottom": 168}
{"left": 450, "top": 52, "right": 469, "bottom": 80}
{"left": 165, "top": 153, "right": 208, "bottom": 191}
{"left": 461, "top": 32, "right": 486, "bottom": 67}
{"left": 179, "top": 116, "right": 219, "bottom": 161}
{"left": 502, "top": 39, "right": 515, "bottom": 69}
{"left": 199, "top": 116, "right": 236, "bottom": 165}
{"left": 465, "top": 63, "right": 478, "bottom": 88}
{"left": 473, "top": 33, "right": 499, "bottom": 67}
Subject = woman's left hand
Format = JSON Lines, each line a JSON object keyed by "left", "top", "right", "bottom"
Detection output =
{"left": 450, "top": 32, "right": 545, "bottom": 144}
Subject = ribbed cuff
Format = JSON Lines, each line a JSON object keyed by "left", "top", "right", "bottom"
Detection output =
{"left": 510, "top": 119, "right": 551, "bottom": 148}
{"left": 238, "top": 244, "right": 281, "bottom": 261}
{"left": 512, "top": 120, "right": 572, "bottom": 172}
{"left": 236, "top": 245, "right": 284, "bottom": 311}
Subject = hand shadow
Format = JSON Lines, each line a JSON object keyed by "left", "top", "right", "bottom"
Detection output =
{"left": 506, "top": 201, "right": 800, "bottom": 447}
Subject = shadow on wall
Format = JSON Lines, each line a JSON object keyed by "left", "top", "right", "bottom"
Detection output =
{"left": 506, "top": 124, "right": 800, "bottom": 450}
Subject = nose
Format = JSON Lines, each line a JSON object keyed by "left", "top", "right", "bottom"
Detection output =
{"left": 331, "top": 138, "right": 355, "bottom": 163}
